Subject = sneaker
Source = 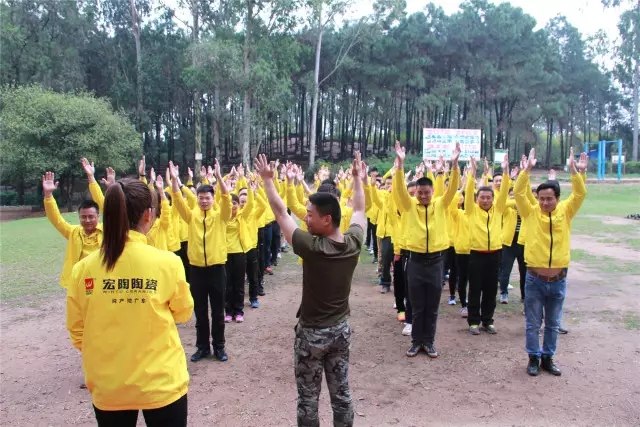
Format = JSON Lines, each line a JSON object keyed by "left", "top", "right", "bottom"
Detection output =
{"left": 393, "top": 302, "right": 397, "bottom": 309}
{"left": 541, "top": 356, "right": 562, "bottom": 376}
{"left": 460, "top": 307, "right": 468, "bottom": 318}
{"left": 224, "top": 315, "right": 233, "bottom": 323}
{"left": 527, "top": 356, "right": 540, "bottom": 376}
{"left": 481, "top": 324, "right": 497, "bottom": 334}
{"left": 265, "top": 267, "right": 273, "bottom": 275}
{"left": 80, "top": 383, "right": 87, "bottom": 389}
{"left": 213, "top": 348, "right": 228, "bottom": 362}
{"left": 235, "top": 315, "right": 244, "bottom": 323}
{"left": 507, "top": 284, "right": 514, "bottom": 290}
{"left": 380, "top": 286, "right": 390, "bottom": 294}
{"left": 558, "top": 326, "right": 569, "bottom": 334}
{"left": 250, "top": 300, "right": 260, "bottom": 309}
{"left": 423, "top": 344, "right": 438, "bottom": 358}
{"left": 469, "top": 325, "right": 480, "bottom": 335}
{"left": 406, "top": 343, "right": 421, "bottom": 357}
{"left": 277, "top": 252, "right": 282, "bottom": 259}
{"left": 500, "top": 294, "right": 508, "bottom": 304}
{"left": 397, "top": 312, "right": 406, "bottom": 322}
{"left": 402, "top": 323, "right": 412, "bottom": 336}
{"left": 372, "top": 258, "right": 378, "bottom": 264}
{"left": 448, "top": 296, "right": 456, "bottom": 305}
{"left": 369, "top": 248, "right": 374, "bottom": 255}
{"left": 190, "top": 348, "right": 211, "bottom": 362}
{"left": 444, "top": 273, "right": 450, "bottom": 280}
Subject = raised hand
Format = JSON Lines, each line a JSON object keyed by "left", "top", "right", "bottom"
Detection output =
{"left": 451, "top": 142, "right": 461, "bottom": 168}
{"left": 188, "top": 167, "right": 193, "bottom": 180}
{"left": 395, "top": 140, "right": 406, "bottom": 162}
{"left": 525, "top": 148, "right": 537, "bottom": 171}
{"left": 138, "top": 155, "right": 146, "bottom": 176}
{"left": 435, "top": 156, "right": 444, "bottom": 173}
{"left": 200, "top": 165, "right": 206, "bottom": 178}
{"left": 149, "top": 167, "right": 156, "bottom": 183}
{"left": 254, "top": 154, "right": 274, "bottom": 179}
{"left": 520, "top": 155, "right": 526, "bottom": 171}
{"left": 237, "top": 163, "right": 245, "bottom": 177}
{"left": 81, "top": 158, "right": 95, "bottom": 178}
{"left": 577, "top": 152, "right": 588, "bottom": 172}
{"left": 352, "top": 151, "right": 363, "bottom": 178}
{"left": 548, "top": 169, "right": 557, "bottom": 181}
{"left": 168, "top": 161, "right": 179, "bottom": 181}
{"left": 42, "top": 172, "right": 59, "bottom": 196}
{"left": 155, "top": 175, "right": 164, "bottom": 192}
{"left": 501, "top": 152, "right": 509, "bottom": 174}
{"left": 510, "top": 166, "right": 520, "bottom": 180}
{"left": 285, "top": 163, "right": 296, "bottom": 182}
{"left": 469, "top": 156, "right": 477, "bottom": 177}
{"left": 100, "top": 167, "right": 116, "bottom": 187}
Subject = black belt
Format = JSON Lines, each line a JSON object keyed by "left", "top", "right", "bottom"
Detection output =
{"left": 528, "top": 269, "right": 567, "bottom": 283}
{"left": 408, "top": 251, "right": 444, "bottom": 262}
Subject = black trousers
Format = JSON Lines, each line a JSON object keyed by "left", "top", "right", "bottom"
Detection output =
{"left": 456, "top": 253, "right": 470, "bottom": 307}
{"left": 407, "top": 252, "right": 444, "bottom": 346}
{"left": 467, "top": 250, "right": 502, "bottom": 326}
{"left": 403, "top": 252, "right": 412, "bottom": 324}
{"left": 499, "top": 239, "right": 526, "bottom": 299}
{"left": 225, "top": 252, "right": 247, "bottom": 316}
{"left": 178, "top": 241, "right": 189, "bottom": 282}
{"left": 444, "top": 246, "right": 457, "bottom": 296}
{"left": 257, "top": 227, "right": 265, "bottom": 288}
{"left": 270, "top": 221, "right": 281, "bottom": 264}
{"left": 380, "top": 237, "right": 394, "bottom": 287}
{"left": 371, "top": 224, "right": 378, "bottom": 258}
{"left": 393, "top": 256, "right": 406, "bottom": 313}
{"left": 246, "top": 247, "right": 260, "bottom": 302}
{"left": 93, "top": 394, "right": 187, "bottom": 427}
{"left": 190, "top": 264, "right": 226, "bottom": 350}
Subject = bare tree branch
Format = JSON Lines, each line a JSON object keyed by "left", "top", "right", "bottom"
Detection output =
{"left": 319, "top": 18, "right": 365, "bottom": 85}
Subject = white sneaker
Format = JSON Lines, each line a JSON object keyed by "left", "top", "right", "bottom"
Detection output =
{"left": 402, "top": 323, "right": 412, "bottom": 336}
{"left": 393, "top": 302, "right": 397, "bottom": 309}
{"left": 277, "top": 252, "right": 282, "bottom": 259}
{"left": 507, "top": 284, "right": 514, "bottom": 290}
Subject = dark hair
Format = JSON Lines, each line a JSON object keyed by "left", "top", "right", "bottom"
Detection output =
{"left": 494, "top": 169, "right": 503, "bottom": 176}
{"left": 78, "top": 199, "right": 99, "bottom": 213}
{"left": 197, "top": 184, "right": 214, "bottom": 196}
{"left": 537, "top": 181, "right": 560, "bottom": 198}
{"left": 101, "top": 179, "right": 154, "bottom": 272}
{"left": 416, "top": 177, "right": 433, "bottom": 187}
{"left": 238, "top": 187, "right": 248, "bottom": 194}
{"left": 531, "top": 186, "right": 538, "bottom": 194}
{"left": 230, "top": 193, "right": 239, "bottom": 204}
{"left": 308, "top": 192, "right": 341, "bottom": 228}
{"left": 477, "top": 186, "right": 494, "bottom": 197}
{"left": 317, "top": 183, "right": 340, "bottom": 198}
{"left": 321, "top": 179, "right": 335, "bottom": 187}
{"left": 407, "top": 182, "right": 417, "bottom": 189}
{"left": 369, "top": 166, "right": 378, "bottom": 173}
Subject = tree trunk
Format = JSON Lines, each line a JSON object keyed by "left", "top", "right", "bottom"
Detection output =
{"left": 309, "top": 6, "right": 323, "bottom": 168}
{"left": 633, "top": 58, "right": 639, "bottom": 161}
{"left": 130, "top": 0, "right": 143, "bottom": 149}
{"left": 190, "top": 0, "right": 201, "bottom": 177}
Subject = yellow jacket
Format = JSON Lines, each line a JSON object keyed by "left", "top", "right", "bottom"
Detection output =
{"left": 502, "top": 199, "right": 518, "bottom": 246}
{"left": 67, "top": 231, "right": 193, "bottom": 411}
{"left": 247, "top": 190, "right": 268, "bottom": 250}
{"left": 372, "top": 188, "right": 393, "bottom": 238}
{"left": 464, "top": 172, "right": 509, "bottom": 251}
{"left": 44, "top": 196, "right": 103, "bottom": 288}
{"left": 393, "top": 168, "right": 460, "bottom": 254}
{"left": 147, "top": 199, "right": 172, "bottom": 251}
{"left": 226, "top": 187, "right": 255, "bottom": 253}
{"left": 514, "top": 171, "right": 586, "bottom": 268}
{"left": 448, "top": 194, "right": 470, "bottom": 255}
{"left": 172, "top": 187, "right": 233, "bottom": 266}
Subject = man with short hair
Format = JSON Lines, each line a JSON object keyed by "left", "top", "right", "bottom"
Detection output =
{"left": 515, "top": 148, "right": 587, "bottom": 377}
{"left": 255, "top": 151, "right": 366, "bottom": 427}
{"left": 393, "top": 141, "right": 461, "bottom": 358}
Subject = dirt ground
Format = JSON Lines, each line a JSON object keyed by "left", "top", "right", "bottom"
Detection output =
{"left": 2, "top": 234, "right": 640, "bottom": 426}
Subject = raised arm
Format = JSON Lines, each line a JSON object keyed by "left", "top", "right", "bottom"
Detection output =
{"left": 441, "top": 143, "right": 461, "bottom": 208}
{"left": 392, "top": 141, "right": 412, "bottom": 212}
{"left": 464, "top": 156, "right": 477, "bottom": 214}
{"left": 494, "top": 153, "right": 510, "bottom": 212}
{"left": 81, "top": 158, "right": 105, "bottom": 211}
{"left": 563, "top": 147, "right": 587, "bottom": 220}
{"left": 514, "top": 149, "right": 536, "bottom": 218}
{"left": 286, "top": 167, "right": 307, "bottom": 219}
{"left": 254, "top": 154, "right": 298, "bottom": 244}
{"left": 214, "top": 159, "right": 232, "bottom": 222}
{"left": 169, "top": 161, "right": 192, "bottom": 223}
{"left": 349, "top": 151, "right": 367, "bottom": 232}
{"left": 42, "top": 172, "right": 73, "bottom": 239}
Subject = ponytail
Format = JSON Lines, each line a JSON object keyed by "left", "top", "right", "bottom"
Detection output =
{"left": 101, "top": 178, "right": 153, "bottom": 271}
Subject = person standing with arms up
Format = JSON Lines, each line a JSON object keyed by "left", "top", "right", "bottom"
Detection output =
{"left": 392, "top": 141, "right": 461, "bottom": 358}
{"left": 255, "top": 152, "right": 366, "bottom": 427}
{"left": 515, "top": 148, "right": 587, "bottom": 377}
{"left": 170, "top": 160, "right": 232, "bottom": 363}
{"left": 66, "top": 176, "right": 194, "bottom": 427}
{"left": 464, "top": 154, "right": 510, "bottom": 335}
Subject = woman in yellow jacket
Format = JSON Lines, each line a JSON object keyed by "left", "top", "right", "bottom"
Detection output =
{"left": 239, "top": 182, "right": 268, "bottom": 308}
{"left": 66, "top": 177, "right": 194, "bottom": 426}
{"left": 448, "top": 188, "right": 471, "bottom": 318}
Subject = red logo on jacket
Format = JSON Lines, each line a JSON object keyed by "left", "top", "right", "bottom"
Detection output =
{"left": 85, "top": 278, "right": 95, "bottom": 290}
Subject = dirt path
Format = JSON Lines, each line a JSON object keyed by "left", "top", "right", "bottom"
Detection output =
{"left": 2, "top": 239, "right": 640, "bottom": 426}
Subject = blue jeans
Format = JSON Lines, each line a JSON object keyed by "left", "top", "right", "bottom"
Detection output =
{"left": 524, "top": 272, "right": 566, "bottom": 357}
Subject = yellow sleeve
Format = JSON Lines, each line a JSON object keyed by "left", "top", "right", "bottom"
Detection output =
{"left": 172, "top": 189, "right": 192, "bottom": 223}
{"left": 564, "top": 172, "right": 587, "bottom": 220}
{"left": 219, "top": 193, "right": 233, "bottom": 222}
{"left": 44, "top": 197, "right": 73, "bottom": 239}
{"left": 434, "top": 174, "right": 445, "bottom": 198}
{"left": 464, "top": 172, "right": 476, "bottom": 215}
{"left": 169, "top": 256, "right": 194, "bottom": 323}
{"left": 495, "top": 172, "right": 510, "bottom": 213}
{"left": 441, "top": 168, "right": 459, "bottom": 208}
{"left": 427, "top": 170, "right": 435, "bottom": 182}
{"left": 66, "top": 263, "right": 84, "bottom": 351}
{"left": 382, "top": 168, "right": 393, "bottom": 181}
{"left": 514, "top": 171, "right": 534, "bottom": 218}
{"left": 392, "top": 167, "right": 412, "bottom": 213}
{"left": 181, "top": 185, "right": 197, "bottom": 209}
{"left": 364, "top": 184, "right": 372, "bottom": 212}
{"left": 239, "top": 185, "right": 255, "bottom": 219}
{"left": 254, "top": 191, "right": 268, "bottom": 219}
{"left": 287, "top": 182, "right": 307, "bottom": 219}
{"left": 235, "top": 177, "right": 248, "bottom": 194}
{"left": 186, "top": 178, "right": 193, "bottom": 187}
{"left": 296, "top": 183, "right": 304, "bottom": 204}
{"left": 159, "top": 199, "right": 171, "bottom": 229}
{"left": 370, "top": 185, "right": 383, "bottom": 210}
{"left": 140, "top": 176, "right": 148, "bottom": 184}
{"left": 88, "top": 182, "right": 104, "bottom": 212}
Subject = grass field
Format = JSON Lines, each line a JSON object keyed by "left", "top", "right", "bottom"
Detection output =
{"left": 0, "top": 183, "right": 638, "bottom": 305}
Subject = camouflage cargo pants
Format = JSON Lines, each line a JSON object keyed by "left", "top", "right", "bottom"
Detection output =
{"left": 294, "top": 320, "right": 353, "bottom": 427}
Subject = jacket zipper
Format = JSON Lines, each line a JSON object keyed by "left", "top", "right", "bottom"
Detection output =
{"left": 425, "top": 206, "right": 429, "bottom": 253}
{"left": 203, "top": 210, "right": 208, "bottom": 266}
{"left": 486, "top": 213, "right": 491, "bottom": 250}
{"left": 548, "top": 212, "right": 553, "bottom": 267}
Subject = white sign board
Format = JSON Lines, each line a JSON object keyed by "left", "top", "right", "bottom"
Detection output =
{"left": 494, "top": 150, "right": 507, "bottom": 163}
{"left": 195, "top": 152, "right": 203, "bottom": 160}
{"left": 423, "top": 128, "right": 481, "bottom": 161}
{"left": 611, "top": 155, "right": 625, "bottom": 164}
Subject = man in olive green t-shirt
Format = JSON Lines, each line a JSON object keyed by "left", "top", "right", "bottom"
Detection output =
{"left": 255, "top": 152, "right": 367, "bottom": 427}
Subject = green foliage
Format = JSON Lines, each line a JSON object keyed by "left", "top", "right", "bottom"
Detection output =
{"left": 0, "top": 85, "right": 141, "bottom": 186}
{"left": 0, "top": 191, "right": 44, "bottom": 206}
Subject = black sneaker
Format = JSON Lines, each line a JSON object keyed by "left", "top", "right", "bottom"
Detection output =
{"left": 541, "top": 356, "right": 561, "bottom": 376}
{"left": 527, "top": 356, "right": 540, "bottom": 376}
{"left": 406, "top": 343, "right": 421, "bottom": 357}
{"left": 558, "top": 326, "right": 569, "bottom": 334}
{"left": 213, "top": 348, "right": 229, "bottom": 362}
{"left": 423, "top": 344, "right": 438, "bottom": 358}
{"left": 190, "top": 348, "right": 211, "bottom": 362}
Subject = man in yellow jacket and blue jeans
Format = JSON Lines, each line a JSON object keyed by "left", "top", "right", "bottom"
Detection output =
{"left": 515, "top": 147, "right": 587, "bottom": 377}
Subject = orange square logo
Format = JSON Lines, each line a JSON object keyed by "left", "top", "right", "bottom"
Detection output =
{"left": 84, "top": 278, "right": 95, "bottom": 290}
